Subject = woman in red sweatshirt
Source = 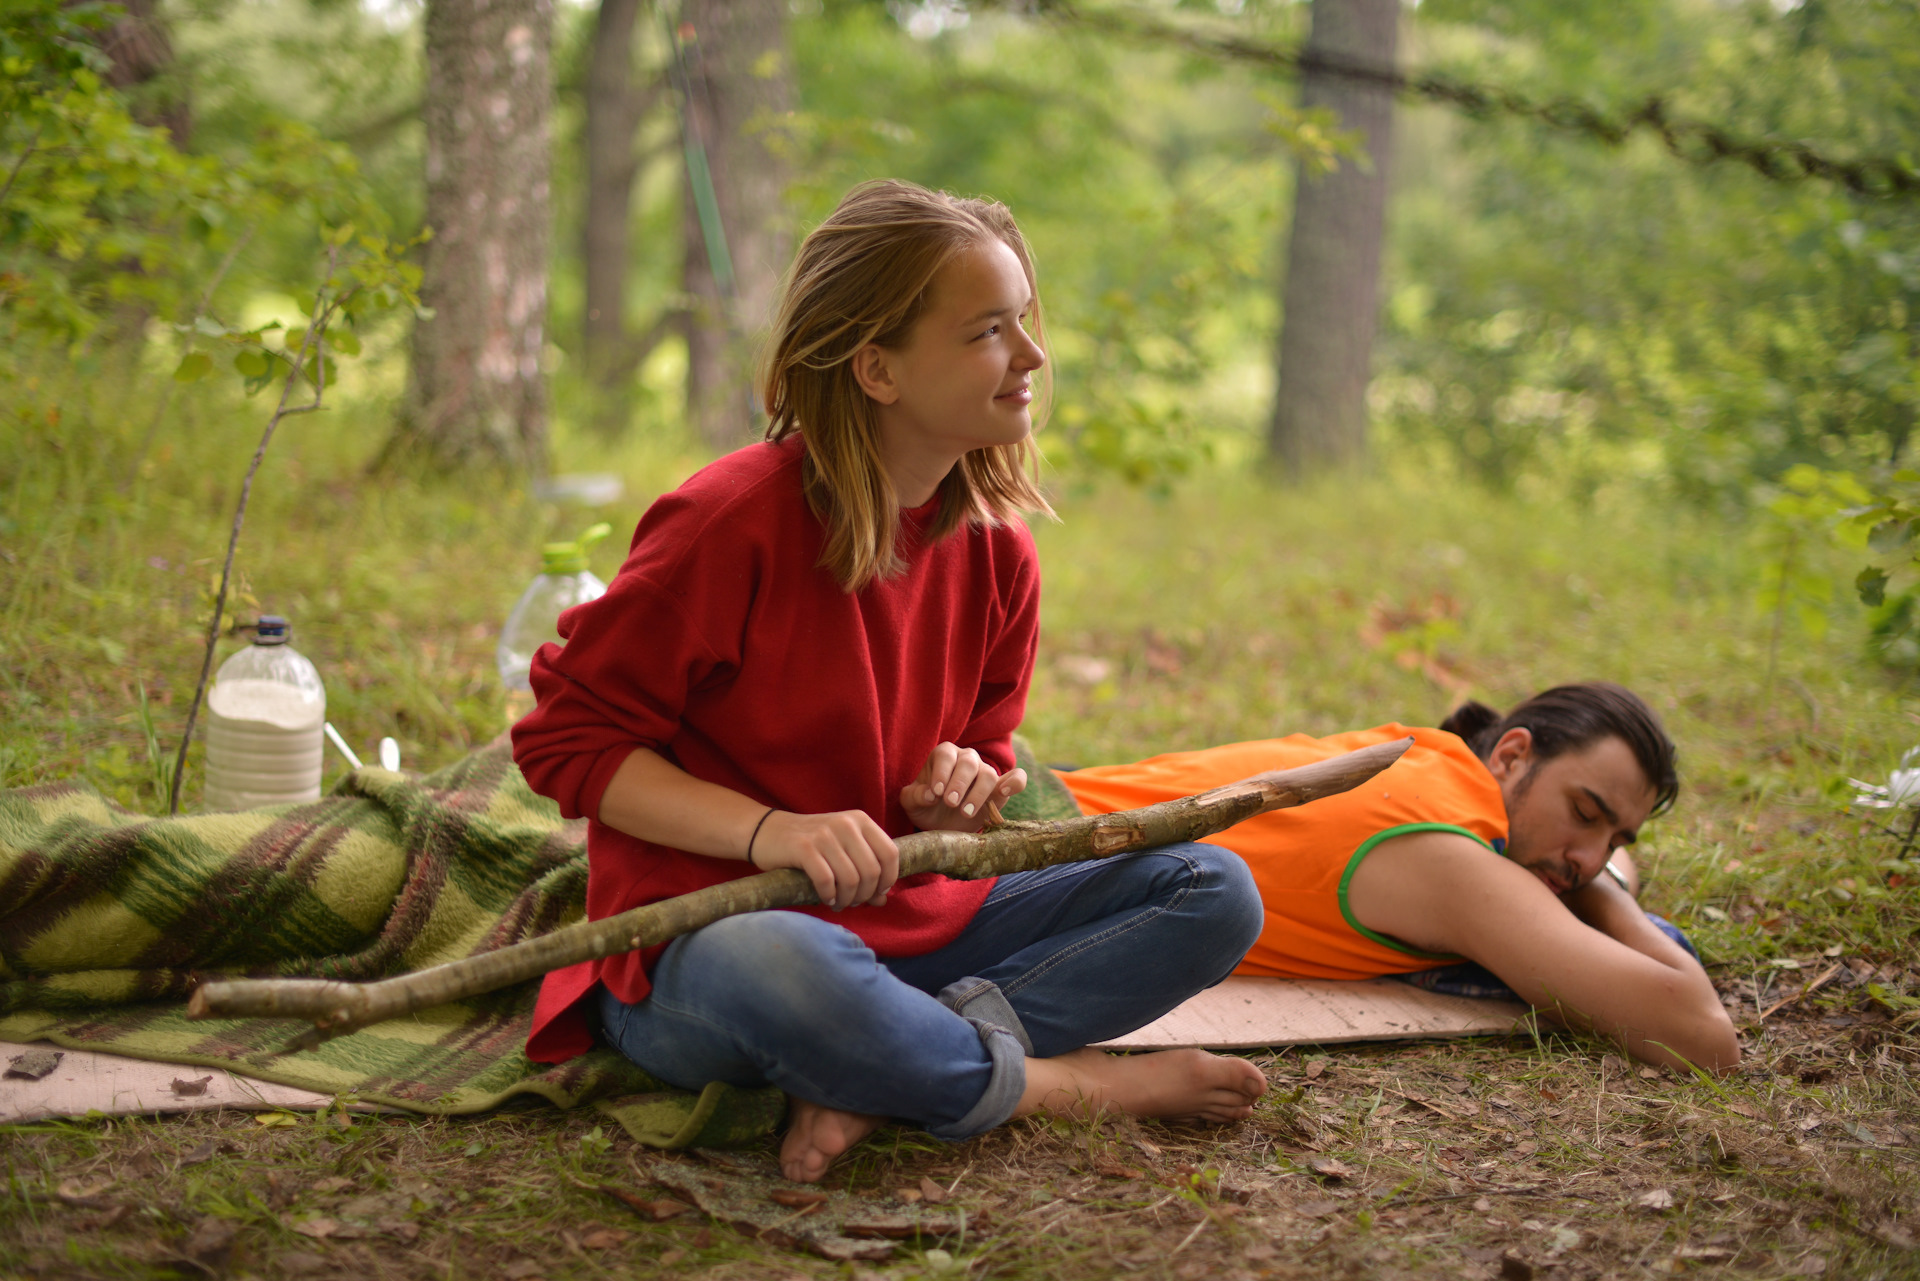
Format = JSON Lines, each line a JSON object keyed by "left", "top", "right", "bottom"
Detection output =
{"left": 512, "top": 180, "right": 1267, "bottom": 1182}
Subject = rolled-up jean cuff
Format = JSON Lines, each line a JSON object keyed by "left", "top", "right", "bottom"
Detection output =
{"left": 936, "top": 976, "right": 1036, "bottom": 1056}
{"left": 926, "top": 1020, "right": 1026, "bottom": 1141}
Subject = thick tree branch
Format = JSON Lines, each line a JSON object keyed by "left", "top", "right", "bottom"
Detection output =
{"left": 187, "top": 738, "right": 1412, "bottom": 1047}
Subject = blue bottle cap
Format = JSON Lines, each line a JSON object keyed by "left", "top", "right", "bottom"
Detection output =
{"left": 255, "top": 614, "right": 290, "bottom": 645}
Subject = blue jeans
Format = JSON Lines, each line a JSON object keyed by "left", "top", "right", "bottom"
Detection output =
{"left": 596, "top": 842, "right": 1262, "bottom": 1140}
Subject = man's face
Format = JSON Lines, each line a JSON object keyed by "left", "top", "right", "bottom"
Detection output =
{"left": 1489, "top": 731, "right": 1659, "bottom": 897}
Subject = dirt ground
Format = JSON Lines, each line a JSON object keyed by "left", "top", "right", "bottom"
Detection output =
{"left": 5, "top": 973, "right": 1916, "bottom": 1281}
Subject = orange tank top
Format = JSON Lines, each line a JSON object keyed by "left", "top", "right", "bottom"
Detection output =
{"left": 1058, "top": 725, "right": 1508, "bottom": 981}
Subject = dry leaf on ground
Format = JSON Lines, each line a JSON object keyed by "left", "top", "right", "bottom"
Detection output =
{"left": 1307, "top": 1156, "right": 1354, "bottom": 1180}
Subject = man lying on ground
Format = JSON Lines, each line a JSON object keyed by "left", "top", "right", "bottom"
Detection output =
{"left": 1058, "top": 682, "right": 1740, "bottom": 1073}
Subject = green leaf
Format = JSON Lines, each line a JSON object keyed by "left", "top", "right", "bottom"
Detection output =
{"left": 172, "top": 351, "right": 212, "bottom": 382}
{"left": 1783, "top": 464, "right": 1825, "bottom": 495}
{"left": 1858, "top": 566, "right": 1890, "bottom": 607}
{"left": 233, "top": 348, "right": 269, "bottom": 378}
{"left": 327, "top": 327, "right": 361, "bottom": 357}
{"left": 1868, "top": 520, "right": 1912, "bottom": 555}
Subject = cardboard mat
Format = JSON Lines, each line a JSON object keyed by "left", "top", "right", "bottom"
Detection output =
{"left": 1096, "top": 975, "right": 1530, "bottom": 1051}
{"left": 2, "top": 1040, "right": 349, "bottom": 1123}
{"left": 2, "top": 979, "right": 1526, "bottom": 1123}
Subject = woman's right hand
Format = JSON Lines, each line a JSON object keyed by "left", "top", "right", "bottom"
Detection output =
{"left": 750, "top": 810, "right": 900, "bottom": 911}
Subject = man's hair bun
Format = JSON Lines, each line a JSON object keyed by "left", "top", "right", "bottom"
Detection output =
{"left": 1439, "top": 700, "right": 1502, "bottom": 745}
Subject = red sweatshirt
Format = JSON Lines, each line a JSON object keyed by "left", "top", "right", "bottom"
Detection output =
{"left": 512, "top": 437, "right": 1041, "bottom": 1062}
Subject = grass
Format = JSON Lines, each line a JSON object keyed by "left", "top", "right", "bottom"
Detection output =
{"left": 3, "top": 362, "right": 1918, "bottom": 1278}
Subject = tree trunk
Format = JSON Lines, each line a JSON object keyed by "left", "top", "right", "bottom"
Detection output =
{"left": 582, "top": 0, "right": 654, "bottom": 433}
{"left": 1266, "top": 0, "right": 1399, "bottom": 475}
{"left": 388, "top": 0, "right": 554, "bottom": 471}
{"left": 676, "top": 0, "right": 793, "bottom": 452}
{"left": 188, "top": 738, "right": 1412, "bottom": 1043}
{"left": 96, "top": 0, "right": 190, "bottom": 147}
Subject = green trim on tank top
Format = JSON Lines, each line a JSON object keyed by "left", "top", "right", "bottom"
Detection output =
{"left": 1336, "top": 822, "right": 1491, "bottom": 961}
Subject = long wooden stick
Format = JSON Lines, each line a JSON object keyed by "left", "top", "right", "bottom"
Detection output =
{"left": 187, "top": 738, "right": 1411, "bottom": 1046}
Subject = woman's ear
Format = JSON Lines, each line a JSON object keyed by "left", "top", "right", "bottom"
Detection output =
{"left": 850, "top": 343, "right": 900, "bottom": 405}
{"left": 1485, "top": 726, "right": 1534, "bottom": 785}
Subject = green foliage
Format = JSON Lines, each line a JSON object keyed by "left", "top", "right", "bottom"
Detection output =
{"left": 1756, "top": 465, "right": 1870, "bottom": 650}
{"left": 1380, "top": 0, "right": 1920, "bottom": 499}
{"left": 1839, "top": 467, "right": 1920, "bottom": 595}
{"left": 133, "top": 677, "right": 174, "bottom": 807}
{"left": 1, "top": 0, "right": 390, "bottom": 350}
{"left": 783, "top": 0, "right": 1355, "bottom": 487}
{"left": 166, "top": 224, "right": 422, "bottom": 400}
{"left": 1804, "top": 464, "right": 1920, "bottom": 668}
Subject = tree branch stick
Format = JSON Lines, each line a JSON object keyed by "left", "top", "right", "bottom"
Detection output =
{"left": 187, "top": 737, "right": 1412, "bottom": 1047}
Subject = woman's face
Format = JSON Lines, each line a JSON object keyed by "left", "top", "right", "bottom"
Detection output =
{"left": 1489, "top": 730, "right": 1658, "bottom": 897}
{"left": 860, "top": 238, "right": 1046, "bottom": 461}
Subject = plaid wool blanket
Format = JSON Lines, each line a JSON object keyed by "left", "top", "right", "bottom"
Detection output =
{"left": 0, "top": 738, "right": 1080, "bottom": 1146}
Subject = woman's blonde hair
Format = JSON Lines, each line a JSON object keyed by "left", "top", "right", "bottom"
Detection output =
{"left": 762, "top": 179, "right": 1053, "bottom": 592}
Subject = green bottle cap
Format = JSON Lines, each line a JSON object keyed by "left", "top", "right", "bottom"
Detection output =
{"left": 540, "top": 522, "right": 612, "bottom": 575}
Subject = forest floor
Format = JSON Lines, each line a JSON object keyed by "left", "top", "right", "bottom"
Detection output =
{"left": 4, "top": 997, "right": 1917, "bottom": 1280}
{"left": 3, "top": 399, "right": 1918, "bottom": 1279}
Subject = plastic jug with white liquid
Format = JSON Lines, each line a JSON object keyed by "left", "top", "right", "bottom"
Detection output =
{"left": 203, "top": 614, "right": 326, "bottom": 809}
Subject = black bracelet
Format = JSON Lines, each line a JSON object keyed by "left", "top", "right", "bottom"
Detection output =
{"left": 746, "top": 807, "right": 777, "bottom": 869}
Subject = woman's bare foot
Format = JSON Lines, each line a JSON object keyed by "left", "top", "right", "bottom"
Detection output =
{"left": 780, "top": 1096, "right": 886, "bottom": 1182}
{"left": 1015, "top": 1048, "right": 1267, "bottom": 1124}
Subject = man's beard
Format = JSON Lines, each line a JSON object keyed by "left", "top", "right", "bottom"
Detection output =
{"left": 1503, "top": 772, "right": 1582, "bottom": 895}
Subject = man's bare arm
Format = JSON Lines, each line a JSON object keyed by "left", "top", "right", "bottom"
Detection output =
{"left": 1562, "top": 859, "right": 1694, "bottom": 971}
{"left": 1346, "top": 832, "right": 1738, "bottom": 1072}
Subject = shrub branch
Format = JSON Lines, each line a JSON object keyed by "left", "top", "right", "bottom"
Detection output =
{"left": 167, "top": 246, "right": 339, "bottom": 815}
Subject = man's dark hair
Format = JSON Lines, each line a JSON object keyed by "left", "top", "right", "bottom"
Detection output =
{"left": 1439, "top": 682, "right": 1680, "bottom": 816}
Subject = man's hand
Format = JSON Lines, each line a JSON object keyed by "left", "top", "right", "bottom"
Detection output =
{"left": 901, "top": 742, "right": 1027, "bottom": 833}
{"left": 750, "top": 810, "right": 899, "bottom": 911}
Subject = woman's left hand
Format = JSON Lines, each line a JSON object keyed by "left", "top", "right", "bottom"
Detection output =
{"left": 901, "top": 742, "right": 1027, "bottom": 833}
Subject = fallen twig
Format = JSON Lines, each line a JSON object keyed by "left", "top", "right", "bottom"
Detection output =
{"left": 1168, "top": 1216, "right": 1210, "bottom": 1255}
{"left": 1378, "top": 1184, "right": 1545, "bottom": 1208}
{"left": 1759, "top": 963, "right": 1844, "bottom": 1020}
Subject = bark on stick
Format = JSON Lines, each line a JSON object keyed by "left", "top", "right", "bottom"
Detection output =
{"left": 187, "top": 738, "right": 1411, "bottom": 1046}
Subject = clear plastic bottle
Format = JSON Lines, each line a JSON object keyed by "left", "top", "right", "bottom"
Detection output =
{"left": 203, "top": 614, "right": 326, "bottom": 809}
{"left": 497, "top": 523, "right": 612, "bottom": 719}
